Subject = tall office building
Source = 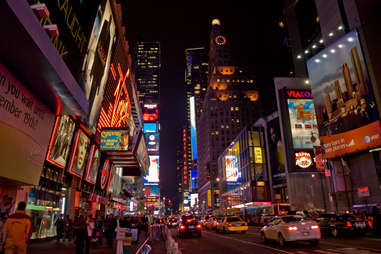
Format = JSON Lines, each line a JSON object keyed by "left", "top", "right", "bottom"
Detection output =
{"left": 197, "top": 19, "right": 261, "bottom": 211}
{"left": 135, "top": 42, "right": 161, "bottom": 207}
{"left": 182, "top": 48, "right": 209, "bottom": 210}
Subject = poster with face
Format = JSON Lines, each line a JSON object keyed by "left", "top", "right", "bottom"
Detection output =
{"left": 68, "top": 130, "right": 90, "bottom": 177}
{"left": 267, "top": 117, "right": 285, "bottom": 177}
{"left": 86, "top": 145, "right": 100, "bottom": 183}
{"left": 47, "top": 115, "right": 76, "bottom": 168}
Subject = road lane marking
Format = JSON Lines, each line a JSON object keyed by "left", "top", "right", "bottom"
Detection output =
{"left": 203, "top": 230, "right": 294, "bottom": 254}
{"left": 320, "top": 240, "right": 381, "bottom": 253}
{"left": 314, "top": 250, "right": 340, "bottom": 254}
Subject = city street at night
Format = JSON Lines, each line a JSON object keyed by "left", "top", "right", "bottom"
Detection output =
{"left": 1, "top": 0, "right": 381, "bottom": 254}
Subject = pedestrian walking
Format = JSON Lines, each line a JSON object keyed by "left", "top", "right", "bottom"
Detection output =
{"left": 85, "top": 216, "right": 94, "bottom": 254}
{"left": 105, "top": 214, "right": 117, "bottom": 247}
{"left": 94, "top": 215, "right": 104, "bottom": 246}
{"left": 64, "top": 215, "right": 73, "bottom": 242}
{"left": 74, "top": 216, "right": 87, "bottom": 254}
{"left": 1, "top": 201, "right": 32, "bottom": 254}
{"left": 55, "top": 214, "right": 64, "bottom": 242}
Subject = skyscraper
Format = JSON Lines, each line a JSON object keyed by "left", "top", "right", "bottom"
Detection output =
{"left": 197, "top": 19, "right": 261, "bottom": 211}
{"left": 182, "top": 48, "right": 209, "bottom": 210}
{"left": 135, "top": 42, "right": 161, "bottom": 206}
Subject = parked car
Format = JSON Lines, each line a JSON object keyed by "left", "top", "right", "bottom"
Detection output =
{"left": 260, "top": 215, "right": 321, "bottom": 246}
{"left": 178, "top": 214, "right": 202, "bottom": 238}
{"left": 216, "top": 216, "right": 248, "bottom": 233}
{"left": 319, "top": 214, "right": 367, "bottom": 237}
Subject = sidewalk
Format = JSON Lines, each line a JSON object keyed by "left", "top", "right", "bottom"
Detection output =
{"left": 29, "top": 236, "right": 167, "bottom": 254}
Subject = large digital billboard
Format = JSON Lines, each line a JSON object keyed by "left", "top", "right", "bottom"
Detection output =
{"left": 307, "top": 30, "right": 381, "bottom": 158}
{"left": 144, "top": 182, "right": 159, "bottom": 197}
{"left": 287, "top": 98, "right": 320, "bottom": 149}
{"left": 143, "top": 123, "right": 157, "bottom": 133}
{"left": 145, "top": 133, "right": 159, "bottom": 152}
{"left": 144, "top": 155, "right": 160, "bottom": 183}
{"left": 190, "top": 96, "right": 197, "bottom": 160}
{"left": 225, "top": 155, "right": 241, "bottom": 182}
{"left": 100, "top": 129, "right": 130, "bottom": 151}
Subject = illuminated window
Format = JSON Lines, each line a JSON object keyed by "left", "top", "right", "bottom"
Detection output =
{"left": 235, "top": 107, "right": 239, "bottom": 111}
{"left": 230, "top": 107, "right": 234, "bottom": 111}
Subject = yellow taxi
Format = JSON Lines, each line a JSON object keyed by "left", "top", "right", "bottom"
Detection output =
{"left": 216, "top": 216, "right": 248, "bottom": 233}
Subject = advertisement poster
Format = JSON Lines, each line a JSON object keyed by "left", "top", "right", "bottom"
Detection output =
{"left": 225, "top": 155, "right": 241, "bottom": 182}
{"left": 68, "top": 130, "right": 91, "bottom": 178}
{"left": 144, "top": 183, "right": 159, "bottom": 197}
{"left": 287, "top": 98, "right": 320, "bottom": 149}
{"left": 145, "top": 155, "right": 160, "bottom": 182}
{"left": 267, "top": 118, "right": 286, "bottom": 177}
{"left": 47, "top": 115, "right": 76, "bottom": 168}
{"left": 81, "top": 0, "right": 116, "bottom": 129}
{"left": 307, "top": 30, "right": 381, "bottom": 158}
{"left": 85, "top": 145, "right": 100, "bottom": 184}
{"left": 145, "top": 133, "right": 159, "bottom": 152}
{"left": 100, "top": 129, "right": 130, "bottom": 151}
{"left": 100, "top": 159, "right": 111, "bottom": 190}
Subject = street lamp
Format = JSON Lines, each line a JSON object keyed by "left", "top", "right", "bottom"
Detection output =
{"left": 216, "top": 177, "right": 220, "bottom": 182}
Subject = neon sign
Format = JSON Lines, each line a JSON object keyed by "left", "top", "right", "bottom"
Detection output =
{"left": 100, "top": 159, "right": 111, "bottom": 189}
{"left": 286, "top": 90, "right": 313, "bottom": 99}
{"left": 295, "top": 152, "right": 313, "bottom": 168}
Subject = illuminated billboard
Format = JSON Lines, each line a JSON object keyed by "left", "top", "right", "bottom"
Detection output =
{"left": 145, "top": 133, "right": 159, "bottom": 152}
{"left": 85, "top": 145, "right": 100, "bottom": 184}
{"left": 68, "top": 130, "right": 91, "bottom": 178}
{"left": 307, "top": 30, "right": 381, "bottom": 158}
{"left": 287, "top": 98, "right": 320, "bottom": 149}
{"left": 100, "top": 129, "right": 130, "bottom": 151}
{"left": 46, "top": 115, "right": 76, "bottom": 168}
{"left": 225, "top": 155, "right": 241, "bottom": 182}
{"left": 190, "top": 96, "right": 197, "bottom": 160}
{"left": 144, "top": 182, "right": 159, "bottom": 197}
{"left": 143, "top": 123, "right": 157, "bottom": 133}
{"left": 144, "top": 155, "right": 160, "bottom": 183}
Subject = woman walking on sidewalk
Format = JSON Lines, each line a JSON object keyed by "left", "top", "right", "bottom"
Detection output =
{"left": 74, "top": 216, "right": 87, "bottom": 254}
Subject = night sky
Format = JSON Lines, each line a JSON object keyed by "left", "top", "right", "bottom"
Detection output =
{"left": 122, "top": 1, "right": 293, "bottom": 202}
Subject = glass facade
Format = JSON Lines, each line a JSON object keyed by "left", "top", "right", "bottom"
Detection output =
{"left": 218, "top": 126, "right": 268, "bottom": 209}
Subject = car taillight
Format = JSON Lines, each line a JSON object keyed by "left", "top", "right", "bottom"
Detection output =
{"left": 228, "top": 223, "right": 232, "bottom": 227}
{"left": 179, "top": 225, "right": 186, "bottom": 230}
{"left": 243, "top": 222, "right": 248, "bottom": 226}
{"left": 286, "top": 226, "right": 298, "bottom": 231}
{"left": 346, "top": 221, "right": 352, "bottom": 227}
{"left": 311, "top": 225, "right": 319, "bottom": 230}
{"left": 196, "top": 224, "right": 202, "bottom": 229}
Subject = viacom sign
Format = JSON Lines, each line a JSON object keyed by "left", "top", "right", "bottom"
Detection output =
{"left": 286, "top": 90, "right": 313, "bottom": 99}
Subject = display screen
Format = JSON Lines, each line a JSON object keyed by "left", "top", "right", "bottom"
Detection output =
{"left": 144, "top": 183, "right": 159, "bottom": 197}
{"left": 68, "top": 130, "right": 91, "bottom": 178}
{"left": 287, "top": 98, "right": 320, "bottom": 149}
{"left": 190, "top": 96, "right": 197, "bottom": 160}
{"left": 143, "top": 123, "right": 157, "bottom": 133}
{"left": 267, "top": 117, "right": 286, "bottom": 181}
{"left": 144, "top": 155, "right": 160, "bottom": 182}
{"left": 145, "top": 133, "right": 159, "bottom": 152}
{"left": 225, "top": 155, "right": 241, "bottom": 182}
{"left": 100, "top": 129, "right": 130, "bottom": 151}
{"left": 47, "top": 115, "right": 76, "bottom": 168}
{"left": 307, "top": 30, "right": 381, "bottom": 158}
{"left": 85, "top": 145, "right": 100, "bottom": 184}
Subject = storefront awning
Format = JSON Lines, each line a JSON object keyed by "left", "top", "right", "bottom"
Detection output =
{"left": 0, "top": 0, "right": 88, "bottom": 116}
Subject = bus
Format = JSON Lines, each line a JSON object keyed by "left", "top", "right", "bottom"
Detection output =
{"left": 241, "top": 202, "right": 291, "bottom": 225}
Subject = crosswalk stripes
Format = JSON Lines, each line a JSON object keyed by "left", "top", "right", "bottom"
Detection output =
{"left": 295, "top": 248, "right": 381, "bottom": 254}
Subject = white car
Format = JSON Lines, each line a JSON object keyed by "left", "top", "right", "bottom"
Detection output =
{"left": 260, "top": 215, "right": 321, "bottom": 246}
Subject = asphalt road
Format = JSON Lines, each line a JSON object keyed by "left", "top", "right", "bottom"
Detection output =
{"left": 171, "top": 226, "right": 381, "bottom": 254}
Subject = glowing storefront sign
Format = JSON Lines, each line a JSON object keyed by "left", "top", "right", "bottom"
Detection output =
{"left": 100, "top": 129, "right": 130, "bottom": 151}
{"left": 295, "top": 152, "right": 313, "bottom": 169}
{"left": 100, "top": 159, "right": 111, "bottom": 190}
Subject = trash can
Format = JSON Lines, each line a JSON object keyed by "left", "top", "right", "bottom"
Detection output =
{"left": 123, "top": 232, "right": 132, "bottom": 254}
